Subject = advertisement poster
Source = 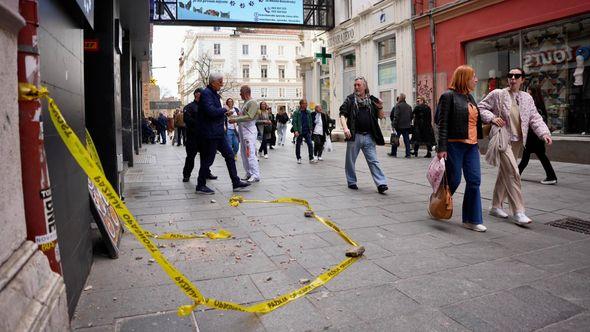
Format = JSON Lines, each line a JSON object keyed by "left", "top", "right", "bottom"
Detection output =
{"left": 176, "top": 0, "right": 303, "bottom": 25}
{"left": 89, "top": 180, "right": 123, "bottom": 258}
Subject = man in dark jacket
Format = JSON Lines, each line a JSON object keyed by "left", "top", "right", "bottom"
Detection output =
{"left": 389, "top": 93, "right": 413, "bottom": 158}
{"left": 311, "top": 104, "right": 330, "bottom": 161}
{"left": 339, "top": 77, "right": 388, "bottom": 194}
{"left": 195, "top": 73, "right": 250, "bottom": 194}
{"left": 157, "top": 112, "right": 168, "bottom": 144}
{"left": 291, "top": 99, "right": 316, "bottom": 164}
{"left": 182, "top": 88, "right": 217, "bottom": 182}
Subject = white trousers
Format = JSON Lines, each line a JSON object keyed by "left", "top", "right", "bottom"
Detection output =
{"left": 239, "top": 127, "right": 260, "bottom": 179}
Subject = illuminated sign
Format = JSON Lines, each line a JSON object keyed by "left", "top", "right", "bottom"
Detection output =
{"left": 176, "top": 0, "right": 303, "bottom": 25}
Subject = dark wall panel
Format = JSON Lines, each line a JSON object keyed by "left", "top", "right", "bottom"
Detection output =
{"left": 38, "top": 0, "right": 93, "bottom": 317}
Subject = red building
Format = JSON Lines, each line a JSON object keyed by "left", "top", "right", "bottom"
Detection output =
{"left": 413, "top": 0, "right": 590, "bottom": 163}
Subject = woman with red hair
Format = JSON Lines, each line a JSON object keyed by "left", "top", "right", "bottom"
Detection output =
{"left": 436, "top": 65, "right": 486, "bottom": 232}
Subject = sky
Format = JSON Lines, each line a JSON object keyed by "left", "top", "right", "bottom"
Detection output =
{"left": 152, "top": 26, "right": 191, "bottom": 99}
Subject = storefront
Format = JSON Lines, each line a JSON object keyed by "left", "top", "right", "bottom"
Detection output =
{"left": 467, "top": 14, "right": 590, "bottom": 135}
{"left": 413, "top": 0, "right": 590, "bottom": 163}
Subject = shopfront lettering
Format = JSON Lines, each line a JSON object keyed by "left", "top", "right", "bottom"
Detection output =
{"left": 524, "top": 46, "right": 577, "bottom": 68}
{"left": 328, "top": 29, "right": 355, "bottom": 47}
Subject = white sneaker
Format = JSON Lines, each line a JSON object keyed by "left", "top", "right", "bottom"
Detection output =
{"left": 297, "top": 158, "right": 302, "bottom": 164}
{"left": 463, "top": 223, "right": 487, "bottom": 232}
{"left": 264, "top": 154, "right": 268, "bottom": 159}
{"left": 540, "top": 179, "right": 557, "bottom": 185}
{"left": 489, "top": 207, "right": 509, "bottom": 219}
{"left": 318, "top": 156, "right": 323, "bottom": 161}
{"left": 512, "top": 212, "right": 532, "bottom": 226}
{"left": 247, "top": 176, "right": 260, "bottom": 183}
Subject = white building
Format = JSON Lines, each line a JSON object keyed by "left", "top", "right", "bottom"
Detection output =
{"left": 178, "top": 27, "right": 304, "bottom": 112}
{"left": 297, "top": 0, "right": 414, "bottom": 137}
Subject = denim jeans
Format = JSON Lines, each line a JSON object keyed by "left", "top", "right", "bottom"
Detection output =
{"left": 446, "top": 142, "right": 483, "bottom": 224}
{"left": 296, "top": 132, "right": 313, "bottom": 160}
{"left": 391, "top": 128, "right": 411, "bottom": 157}
{"left": 345, "top": 133, "right": 387, "bottom": 187}
{"left": 226, "top": 128, "right": 239, "bottom": 155}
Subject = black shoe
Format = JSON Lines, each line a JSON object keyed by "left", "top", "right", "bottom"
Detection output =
{"left": 405, "top": 155, "right": 411, "bottom": 159}
{"left": 269, "top": 146, "right": 274, "bottom": 150}
{"left": 348, "top": 184, "right": 358, "bottom": 190}
{"left": 387, "top": 153, "right": 397, "bottom": 157}
{"left": 378, "top": 184, "right": 388, "bottom": 194}
{"left": 196, "top": 185, "right": 215, "bottom": 195}
{"left": 182, "top": 177, "right": 190, "bottom": 182}
{"left": 233, "top": 181, "right": 251, "bottom": 192}
{"left": 207, "top": 173, "right": 218, "bottom": 180}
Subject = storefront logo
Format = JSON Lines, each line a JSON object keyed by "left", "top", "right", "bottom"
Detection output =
{"left": 328, "top": 29, "right": 355, "bottom": 48}
{"left": 524, "top": 46, "right": 580, "bottom": 68}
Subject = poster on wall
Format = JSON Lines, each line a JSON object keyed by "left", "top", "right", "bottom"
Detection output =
{"left": 176, "top": 0, "right": 304, "bottom": 25}
{"left": 89, "top": 180, "right": 123, "bottom": 258}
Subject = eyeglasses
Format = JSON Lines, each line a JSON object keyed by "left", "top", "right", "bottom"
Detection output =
{"left": 507, "top": 73, "right": 523, "bottom": 79}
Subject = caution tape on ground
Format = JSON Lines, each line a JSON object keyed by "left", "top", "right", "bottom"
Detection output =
{"left": 20, "top": 83, "right": 363, "bottom": 316}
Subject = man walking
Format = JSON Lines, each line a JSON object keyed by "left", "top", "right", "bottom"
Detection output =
{"left": 228, "top": 85, "right": 270, "bottom": 183}
{"left": 195, "top": 73, "right": 250, "bottom": 194}
{"left": 182, "top": 88, "right": 218, "bottom": 182}
{"left": 340, "top": 77, "right": 388, "bottom": 194}
{"left": 157, "top": 112, "right": 168, "bottom": 144}
{"left": 291, "top": 99, "right": 317, "bottom": 164}
{"left": 311, "top": 104, "right": 330, "bottom": 161}
{"left": 389, "top": 93, "right": 413, "bottom": 158}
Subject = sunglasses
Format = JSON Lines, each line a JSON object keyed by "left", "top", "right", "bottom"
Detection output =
{"left": 507, "top": 73, "right": 523, "bottom": 79}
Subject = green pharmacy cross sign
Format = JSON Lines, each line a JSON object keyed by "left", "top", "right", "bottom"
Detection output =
{"left": 315, "top": 47, "right": 332, "bottom": 64}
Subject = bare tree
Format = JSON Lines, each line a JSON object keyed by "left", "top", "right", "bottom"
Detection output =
{"left": 179, "top": 52, "right": 240, "bottom": 98}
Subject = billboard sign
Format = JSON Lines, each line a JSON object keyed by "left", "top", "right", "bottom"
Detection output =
{"left": 175, "top": 0, "right": 303, "bottom": 25}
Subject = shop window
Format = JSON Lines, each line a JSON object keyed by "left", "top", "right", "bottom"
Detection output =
{"left": 342, "top": 53, "right": 356, "bottom": 97}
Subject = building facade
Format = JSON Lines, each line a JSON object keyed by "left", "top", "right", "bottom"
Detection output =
{"left": 413, "top": 0, "right": 590, "bottom": 163}
{"left": 298, "top": 0, "right": 414, "bottom": 138}
{"left": 178, "top": 27, "right": 304, "bottom": 112}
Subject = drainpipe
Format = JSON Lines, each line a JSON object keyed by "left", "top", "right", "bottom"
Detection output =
{"left": 429, "top": 0, "right": 437, "bottom": 108}
{"left": 18, "top": 0, "right": 62, "bottom": 274}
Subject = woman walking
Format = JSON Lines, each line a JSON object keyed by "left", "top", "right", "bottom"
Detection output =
{"left": 517, "top": 85, "right": 557, "bottom": 185}
{"left": 437, "top": 65, "right": 486, "bottom": 232}
{"left": 276, "top": 108, "right": 289, "bottom": 146}
{"left": 257, "top": 102, "right": 272, "bottom": 159}
{"left": 412, "top": 96, "right": 436, "bottom": 158}
{"left": 479, "top": 68, "right": 552, "bottom": 226}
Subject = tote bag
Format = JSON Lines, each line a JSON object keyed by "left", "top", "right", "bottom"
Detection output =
{"left": 428, "top": 171, "right": 453, "bottom": 220}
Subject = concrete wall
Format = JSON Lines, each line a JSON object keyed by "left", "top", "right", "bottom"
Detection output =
{"left": 0, "top": 0, "right": 70, "bottom": 330}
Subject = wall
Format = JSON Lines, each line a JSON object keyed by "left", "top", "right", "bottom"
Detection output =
{"left": 38, "top": 0, "right": 93, "bottom": 316}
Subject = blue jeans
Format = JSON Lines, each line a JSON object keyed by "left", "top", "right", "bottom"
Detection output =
{"left": 226, "top": 129, "right": 239, "bottom": 155}
{"left": 446, "top": 142, "right": 483, "bottom": 224}
{"left": 391, "top": 128, "right": 411, "bottom": 157}
{"left": 296, "top": 132, "right": 313, "bottom": 160}
{"left": 345, "top": 133, "right": 387, "bottom": 187}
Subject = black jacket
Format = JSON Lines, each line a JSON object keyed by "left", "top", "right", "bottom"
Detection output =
{"left": 411, "top": 104, "right": 436, "bottom": 145}
{"left": 276, "top": 113, "right": 289, "bottom": 124}
{"left": 183, "top": 100, "right": 201, "bottom": 140}
{"left": 391, "top": 101, "right": 413, "bottom": 130}
{"left": 436, "top": 90, "right": 483, "bottom": 152}
{"left": 339, "top": 94, "right": 385, "bottom": 145}
{"left": 311, "top": 111, "right": 330, "bottom": 137}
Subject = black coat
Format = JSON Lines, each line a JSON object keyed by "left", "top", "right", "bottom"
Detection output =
{"left": 411, "top": 104, "right": 436, "bottom": 146}
{"left": 183, "top": 100, "right": 201, "bottom": 141}
{"left": 391, "top": 101, "right": 413, "bottom": 130}
{"left": 311, "top": 111, "right": 330, "bottom": 137}
{"left": 436, "top": 90, "right": 483, "bottom": 152}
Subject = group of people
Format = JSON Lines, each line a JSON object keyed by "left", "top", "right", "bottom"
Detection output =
{"left": 161, "top": 67, "right": 556, "bottom": 233}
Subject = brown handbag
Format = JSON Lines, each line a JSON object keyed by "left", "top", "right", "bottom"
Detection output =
{"left": 428, "top": 171, "right": 453, "bottom": 220}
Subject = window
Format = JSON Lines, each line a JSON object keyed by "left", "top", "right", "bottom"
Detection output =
{"left": 242, "top": 65, "right": 250, "bottom": 79}
{"left": 296, "top": 88, "right": 302, "bottom": 98}
{"left": 343, "top": 0, "right": 352, "bottom": 20}
{"left": 319, "top": 63, "right": 330, "bottom": 114}
{"left": 213, "top": 26, "right": 220, "bottom": 31}
{"left": 278, "top": 46, "right": 284, "bottom": 55}
{"left": 296, "top": 46, "right": 301, "bottom": 55}
{"left": 296, "top": 65, "right": 301, "bottom": 79}
{"left": 261, "top": 65, "right": 268, "bottom": 78}
{"left": 279, "top": 88, "right": 285, "bottom": 98}
{"left": 377, "top": 37, "right": 396, "bottom": 85}
{"left": 214, "top": 43, "right": 220, "bottom": 55}
{"left": 261, "top": 88, "right": 267, "bottom": 98}
{"left": 242, "top": 44, "right": 249, "bottom": 55}
{"left": 342, "top": 53, "right": 356, "bottom": 97}
{"left": 279, "top": 65, "right": 285, "bottom": 79}
{"left": 260, "top": 45, "right": 267, "bottom": 55}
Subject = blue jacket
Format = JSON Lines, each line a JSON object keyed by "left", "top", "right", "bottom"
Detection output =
{"left": 198, "top": 86, "right": 227, "bottom": 139}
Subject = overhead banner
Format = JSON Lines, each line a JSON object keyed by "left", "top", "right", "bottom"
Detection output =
{"left": 176, "top": 0, "right": 304, "bottom": 25}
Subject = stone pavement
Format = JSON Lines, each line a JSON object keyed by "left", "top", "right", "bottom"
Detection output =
{"left": 72, "top": 139, "right": 590, "bottom": 331}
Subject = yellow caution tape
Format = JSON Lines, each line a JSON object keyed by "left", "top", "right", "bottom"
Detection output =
{"left": 22, "top": 83, "right": 363, "bottom": 316}
{"left": 144, "top": 229, "right": 232, "bottom": 240}
{"left": 85, "top": 129, "right": 104, "bottom": 174}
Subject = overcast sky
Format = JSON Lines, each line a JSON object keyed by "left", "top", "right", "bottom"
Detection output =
{"left": 152, "top": 25, "right": 190, "bottom": 98}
